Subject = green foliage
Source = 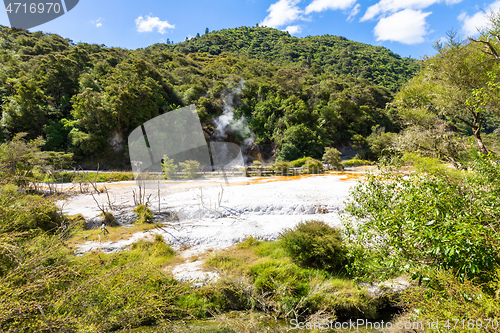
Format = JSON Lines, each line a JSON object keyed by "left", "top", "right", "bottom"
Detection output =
{"left": 0, "top": 184, "right": 65, "bottom": 234}
{"left": 44, "top": 171, "right": 134, "bottom": 183}
{"left": 161, "top": 155, "right": 177, "bottom": 180}
{"left": 134, "top": 204, "right": 153, "bottom": 224}
{"left": 0, "top": 198, "right": 185, "bottom": 333}
{"left": 393, "top": 30, "right": 500, "bottom": 157}
{"left": 0, "top": 133, "right": 72, "bottom": 188}
{"left": 132, "top": 234, "right": 176, "bottom": 259}
{"left": 344, "top": 151, "right": 500, "bottom": 283}
{"left": 179, "top": 160, "right": 200, "bottom": 179}
{"left": 279, "top": 124, "right": 324, "bottom": 160}
{"left": 157, "top": 26, "right": 419, "bottom": 92}
{"left": 302, "top": 158, "right": 324, "bottom": 174}
{"left": 365, "top": 125, "right": 396, "bottom": 159}
{"left": 323, "top": 147, "right": 342, "bottom": 170}
{"left": 0, "top": 26, "right": 404, "bottom": 166}
{"left": 276, "top": 143, "right": 301, "bottom": 161}
{"left": 341, "top": 158, "right": 373, "bottom": 168}
{"left": 236, "top": 236, "right": 261, "bottom": 249}
{"left": 100, "top": 211, "right": 118, "bottom": 227}
{"left": 279, "top": 221, "right": 348, "bottom": 271}
{"left": 400, "top": 270, "right": 500, "bottom": 331}
{"left": 272, "top": 161, "right": 291, "bottom": 175}
{"left": 0, "top": 243, "right": 186, "bottom": 332}
{"left": 289, "top": 156, "right": 313, "bottom": 168}
{"left": 206, "top": 237, "right": 381, "bottom": 321}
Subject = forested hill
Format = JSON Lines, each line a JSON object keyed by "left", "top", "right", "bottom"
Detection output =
{"left": 0, "top": 25, "right": 413, "bottom": 168}
{"left": 149, "top": 26, "right": 420, "bottom": 92}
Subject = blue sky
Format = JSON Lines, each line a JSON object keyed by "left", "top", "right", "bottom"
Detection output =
{"left": 1, "top": 0, "right": 499, "bottom": 59}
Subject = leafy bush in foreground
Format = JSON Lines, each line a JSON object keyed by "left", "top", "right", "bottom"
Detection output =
{"left": 344, "top": 151, "right": 500, "bottom": 284}
{"left": 400, "top": 270, "right": 500, "bottom": 332}
{"left": 280, "top": 220, "right": 348, "bottom": 271}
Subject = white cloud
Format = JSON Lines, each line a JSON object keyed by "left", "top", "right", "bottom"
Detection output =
{"left": 91, "top": 17, "right": 103, "bottom": 28}
{"left": 361, "top": 0, "right": 462, "bottom": 21}
{"left": 261, "top": 0, "right": 303, "bottom": 28}
{"left": 374, "top": 9, "right": 431, "bottom": 44}
{"left": 284, "top": 25, "right": 302, "bottom": 34}
{"left": 458, "top": 1, "right": 500, "bottom": 37}
{"left": 135, "top": 15, "right": 175, "bottom": 34}
{"left": 305, "top": 0, "right": 357, "bottom": 14}
{"left": 347, "top": 3, "right": 361, "bottom": 21}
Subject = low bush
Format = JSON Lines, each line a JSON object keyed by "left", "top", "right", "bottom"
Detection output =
{"left": 100, "top": 211, "right": 118, "bottom": 226}
{"left": 341, "top": 158, "right": 373, "bottom": 168}
{"left": 45, "top": 171, "right": 135, "bottom": 183}
{"left": 290, "top": 157, "right": 313, "bottom": 168}
{"left": 134, "top": 204, "right": 153, "bottom": 224}
{"left": 344, "top": 151, "right": 500, "bottom": 283}
{"left": 131, "top": 234, "right": 176, "bottom": 261}
{"left": 0, "top": 185, "right": 65, "bottom": 234}
{"left": 399, "top": 270, "right": 500, "bottom": 331}
{"left": 279, "top": 220, "right": 348, "bottom": 272}
{"left": 179, "top": 160, "right": 200, "bottom": 179}
{"left": 302, "top": 158, "right": 324, "bottom": 174}
{"left": 272, "top": 161, "right": 291, "bottom": 175}
{"left": 323, "top": 147, "right": 342, "bottom": 170}
{"left": 162, "top": 155, "right": 177, "bottom": 180}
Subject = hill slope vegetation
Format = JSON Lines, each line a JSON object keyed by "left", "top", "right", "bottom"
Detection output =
{"left": 0, "top": 25, "right": 417, "bottom": 167}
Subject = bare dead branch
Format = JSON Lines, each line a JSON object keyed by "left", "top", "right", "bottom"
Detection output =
{"left": 469, "top": 37, "right": 500, "bottom": 60}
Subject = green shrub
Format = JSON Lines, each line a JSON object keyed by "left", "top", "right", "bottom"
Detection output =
{"left": 323, "top": 147, "right": 342, "bottom": 170}
{"left": 366, "top": 125, "right": 396, "bottom": 159}
{"left": 279, "top": 220, "right": 348, "bottom": 271}
{"left": 341, "top": 158, "right": 373, "bottom": 168}
{"left": 134, "top": 204, "right": 153, "bottom": 224}
{"left": 46, "top": 171, "right": 134, "bottom": 184}
{"left": 272, "top": 161, "right": 291, "bottom": 175}
{"left": 100, "top": 211, "right": 118, "bottom": 226}
{"left": 344, "top": 151, "right": 500, "bottom": 282}
{"left": 249, "top": 259, "right": 311, "bottom": 295}
{"left": 162, "top": 155, "right": 177, "bottom": 180}
{"left": 290, "top": 156, "right": 313, "bottom": 168}
{"left": 0, "top": 185, "right": 66, "bottom": 233}
{"left": 400, "top": 270, "right": 500, "bottom": 331}
{"left": 67, "top": 213, "right": 86, "bottom": 231}
{"left": 179, "top": 160, "right": 200, "bottom": 179}
{"left": 236, "top": 236, "right": 261, "bottom": 249}
{"left": 277, "top": 143, "right": 302, "bottom": 161}
{"left": 302, "top": 158, "right": 324, "bottom": 174}
{"left": 132, "top": 234, "right": 176, "bottom": 259}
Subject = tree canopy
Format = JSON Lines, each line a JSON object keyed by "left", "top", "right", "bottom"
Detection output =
{"left": 393, "top": 31, "right": 500, "bottom": 158}
{"left": 0, "top": 25, "right": 417, "bottom": 167}
{"left": 150, "top": 26, "right": 420, "bottom": 92}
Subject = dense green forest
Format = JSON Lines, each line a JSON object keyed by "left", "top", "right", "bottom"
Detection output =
{"left": 150, "top": 26, "right": 419, "bottom": 92}
{"left": 0, "top": 25, "right": 418, "bottom": 168}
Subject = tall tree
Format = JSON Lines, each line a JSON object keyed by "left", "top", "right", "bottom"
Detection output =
{"left": 395, "top": 32, "right": 500, "bottom": 155}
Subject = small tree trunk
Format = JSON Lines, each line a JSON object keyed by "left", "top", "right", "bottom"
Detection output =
{"left": 474, "top": 128, "right": 490, "bottom": 155}
{"left": 459, "top": 113, "right": 490, "bottom": 155}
